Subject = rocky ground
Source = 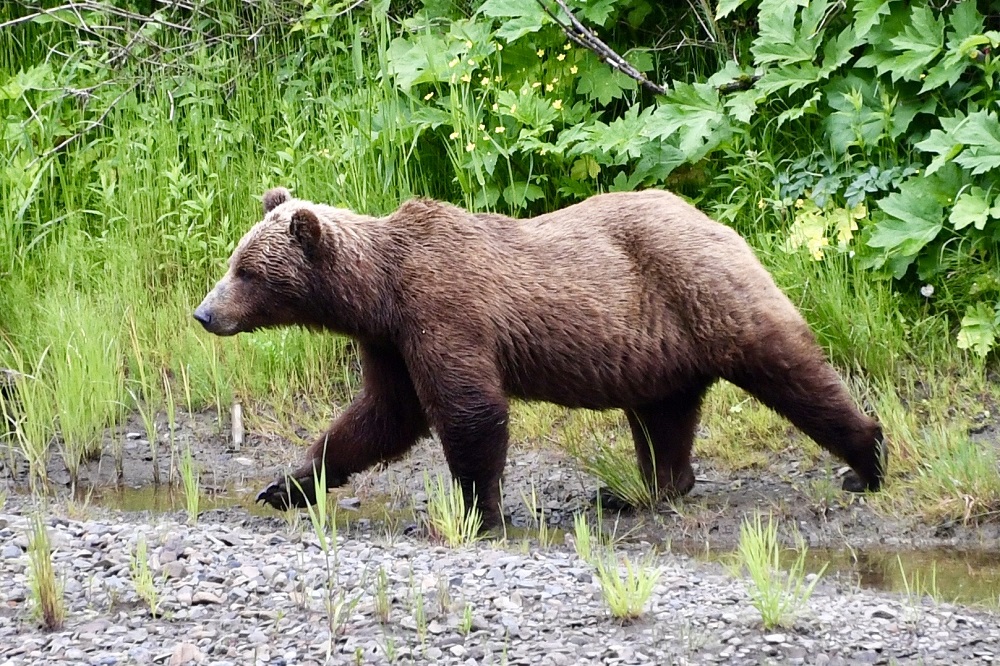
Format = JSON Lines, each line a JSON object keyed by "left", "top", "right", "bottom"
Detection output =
{"left": 1, "top": 409, "right": 999, "bottom": 664}
{"left": 2, "top": 493, "right": 1000, "bottom": 666}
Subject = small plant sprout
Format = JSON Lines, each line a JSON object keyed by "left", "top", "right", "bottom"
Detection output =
{"left": 179, "top": 444, "right": 200, "bottom": 524}
{"left": 521, "top": 480, "right": 555, "bottom": 548}
{"left": 573, "top": 512, "right": 594, "bottom": 564}
{"left": 735, "top": 512, "right": 826, "bottom": 629}
{"left": 459, "top": 602, "right": 475, "bottom": 635}
{"left": 375, "top": 566, "right": 391, "bottom": 624}
{"left": 27, "top": 513, "right": 65, "bottom": 630}
{"left": 594, "top": 550, "right": 661, "bottom": 622}
{"left": 130, "top": 534, "right": 161, "bottom": 618}
{"left": 422, "top": 473, "right": 482, "bottom": 547}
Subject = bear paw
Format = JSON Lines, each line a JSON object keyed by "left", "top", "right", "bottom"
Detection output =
{"left": 592, "top": 487, "right": 639, "bottom": 513}
{"left": 255, "top": 476, "right": 316, "bottom": 510}
{"left": 841, "top": 435, "right": 889, "bottom": 493}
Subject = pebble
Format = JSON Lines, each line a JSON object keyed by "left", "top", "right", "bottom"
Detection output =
{"left": 0, "top": 502, "right": 998, "bottom": 666}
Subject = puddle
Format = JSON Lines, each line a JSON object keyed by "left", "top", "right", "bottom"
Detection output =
{"left": 63, "top": 484, "right": 1000, "bottom": 607}
{"left": 79, "top": 484, "right": 273, "bottom": 517}
{"left": 79, "top": 483, "right": 413, "bottom": 527}
{"left": 689, "top": 543, "right": 1000, "bottom": 607}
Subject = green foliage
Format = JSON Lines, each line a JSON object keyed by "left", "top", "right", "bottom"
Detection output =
{"left": 1, "top": 0, "right": 999, "bottom": 488}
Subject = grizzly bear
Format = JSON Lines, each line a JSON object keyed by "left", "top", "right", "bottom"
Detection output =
{"left": 193, "top": 187, "right": 887, "bottom": 528}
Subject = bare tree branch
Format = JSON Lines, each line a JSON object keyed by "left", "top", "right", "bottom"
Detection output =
{"left": 537, "top": 0, "right": 667, "bottom": 96}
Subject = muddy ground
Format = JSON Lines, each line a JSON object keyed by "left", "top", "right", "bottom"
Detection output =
{"left": 4, "top": 404, "right": 1000, "bottom": 557}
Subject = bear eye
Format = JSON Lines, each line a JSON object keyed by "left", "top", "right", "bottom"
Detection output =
{"left": 235, "top": 267, "right": 253, "bottom": 281}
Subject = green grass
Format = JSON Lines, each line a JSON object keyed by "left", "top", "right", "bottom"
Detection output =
{"left": 27, "top": 513, "right": 65, "bottom": 631}
{"left": 732, "top": 512, "right": 826, "bottom": 630}
{"left": 0, "top": 2, "right": 997, "bottom": 539}
{"left": 129, "top": 534, "right": 161, "bottom": 618}
{"left": 422, "top": 473, "right": 482, "bottom": 547}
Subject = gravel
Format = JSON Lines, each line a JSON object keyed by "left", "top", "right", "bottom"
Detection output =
{"left": 1, "top": 497, "right": 998, "bottom": 666}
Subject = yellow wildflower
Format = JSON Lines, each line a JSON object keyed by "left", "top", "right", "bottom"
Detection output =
{"left": 557, "top": 54, "right": 565, "bottom": 61}
{"left": 466, "top": 141, "right": 476, "bottom": 152}
{"left": 563, "top": 42, "right": 571, "bottom": 50}
{"left": 479, "top": 124, "right": 486, "bottom": 131}
{"left": 448, "top": 58, "right": 459, "bottom": 68}
{"left": 545, "top": 83, "right": 554, "bottom": 92}
{"left": 481, "top": 77, "right": 490, "bottom": 86}
{"left": 449, "top": 131, "right": 460, "bottom": 140}
{"left": 552, "top": 99, "right": 563, "bottom": 110}
{"left": 570, "top": 65, "right": 578, "bottom": 74}
{"left": 423, "top": 91, "right": 434, "bottom": 100}
{"left": 537, "top": 49, "right": 545, "bottom": 57}
{"left": 494, "top": 126, "right": 504, "bottom": 133}
{"left": 460, "top": 74, "right": 472, "bottom": 83}
{"left": 532, "top": 81, "right": 541, "bottom": 88}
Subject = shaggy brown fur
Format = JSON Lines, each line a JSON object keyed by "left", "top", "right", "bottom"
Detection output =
{"left": 194, "top": 187, "right": 887, "bottom": 528}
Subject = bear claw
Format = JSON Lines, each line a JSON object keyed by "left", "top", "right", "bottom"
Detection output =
{"left": 256, "top": 477, "right": 315, "bottom": 510}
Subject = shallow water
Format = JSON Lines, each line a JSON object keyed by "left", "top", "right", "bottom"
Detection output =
{"left": 79, "top": 484, "right": 1000, "bottom": 607}
{"left": 682, "top": 542, "right": 1000, "bottom": 608}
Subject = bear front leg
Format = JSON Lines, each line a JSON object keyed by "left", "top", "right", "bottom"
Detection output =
{"left": 257, "top": 345, "right": 429, "bottom": 510}
{"left": 726, "top": 341, "right": 887, "bottom": 493}
{"left": 434, "top": 398, "right": 510, "bottom": 531}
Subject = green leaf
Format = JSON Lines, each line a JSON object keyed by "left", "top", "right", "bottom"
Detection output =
{"left": 952, "top": 110, "right": 1000, "bottom": 175}
{"left": 755, "top": 63, "right": 822, "bottom": 95}
{"left": 950, "top": 186, "right": 992, "bottom": 231}
{"left": 502, "top": 181, "right": 545, "bottom": 208}
{"left": 914, "top": 114, "right": 966, "bottom": 175}
{"left": 951, "top": 186, "right": 993, "bottom": 231}
{"left": 852, "top": 0, "right": 893, "bottom": 41}
{"left": 575, "top": 0, "right": 618, "bottom": 26}
{"left": 724, "top": 89, "right": 763, "bottom": 124}
{"left": 882, "top": 5, "right": 944, "bottom": 82}
{"left": 776, "top": 90, "right": 822, "bottom": 127}
{"left": 922, "top": 1, "right": 983, "bottom": 92}
{"left": 716, "top": 0, "right": 754, "bottom": 20}
{"left": 957, "top": 302, "right": 999, "bottom": 358}
{"left": 820, "top": 25, "right": 860, "bottom": 78}
{"left": 386, "top": 34, "right": 450, "bottom": 92}
{"left": 479, "top": 0, "right": 549, "bottom": 42}
{"left": 576, "top": 64, "right": 636, "bottom": 106}
{"left": 751, "top": 0, "right": 819, "bottom": 66}
{"left": 869, "top": 183, "right": 944, "bottom": 260}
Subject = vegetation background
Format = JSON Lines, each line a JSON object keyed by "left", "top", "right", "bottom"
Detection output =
{"left": 1, "top": 0, "right": 998, "bottom": 524}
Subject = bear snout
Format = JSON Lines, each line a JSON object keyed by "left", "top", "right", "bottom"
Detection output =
{"left": 192, "top": 303, "right": 214, "bottom": 330}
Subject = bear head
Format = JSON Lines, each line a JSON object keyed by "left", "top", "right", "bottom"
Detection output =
{"left": 193, "top": 187, "right": 331, "bottom": 336}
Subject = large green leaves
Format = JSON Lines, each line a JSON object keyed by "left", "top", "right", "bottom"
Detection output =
{"left": 868, "top": 180, "right": 944, "bottom": 276}
{"left": 916, "top": 111, "right": 1000, "bottom": 176}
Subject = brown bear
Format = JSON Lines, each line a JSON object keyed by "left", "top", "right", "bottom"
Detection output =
{"left": 193, "top": 187, "right": 887, "bottom": 528}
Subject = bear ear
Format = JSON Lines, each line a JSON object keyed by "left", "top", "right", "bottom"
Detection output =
{"left": 290, "top": 208, "right": 322, "bottom": 257}
{"left": 262, "top": 187, "right": 291, "bottom": 214}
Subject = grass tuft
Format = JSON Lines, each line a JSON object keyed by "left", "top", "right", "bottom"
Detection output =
{"left": 27, "top": 513, "right": 65, "bottom": 631}
{"left": 733, "top": 512, "right": 826, "bottom": 629}
{"left": 422, "top": 473, "right": 482, "bottom": 547}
